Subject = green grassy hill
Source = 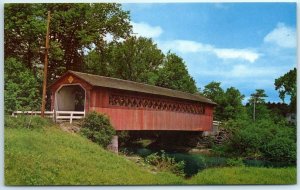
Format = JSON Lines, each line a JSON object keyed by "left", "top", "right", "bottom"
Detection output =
{"left": 5, "top": 127, "right": 183, "bottom": 185}
{"left": 5, "top": 125, "right": 296, "bottom": 185}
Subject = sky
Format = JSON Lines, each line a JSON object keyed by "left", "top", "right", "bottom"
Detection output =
{"left": 122, "top": 3, "right": 297, "bottom": 104}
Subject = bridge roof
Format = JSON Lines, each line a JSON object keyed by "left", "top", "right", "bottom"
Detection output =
{"left": 58, "top": 70, "right": 216, "bottom": 105}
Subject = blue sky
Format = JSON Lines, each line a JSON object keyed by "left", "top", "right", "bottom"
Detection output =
{"left": 122, "top": 3, "right": 297, "bottom": 104}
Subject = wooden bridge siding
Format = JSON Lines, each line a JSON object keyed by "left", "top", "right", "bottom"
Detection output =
{"left": 92, "top": 87, "right": 214, "bottom": 114}
{"left": 89, "top": 87, "right": 214, "bottom": 131}
{"left": 91, "top": 107, "right": 213, "bottom": 131}
{"left": 90, "top": 87, "right": 109, "bottom": 108}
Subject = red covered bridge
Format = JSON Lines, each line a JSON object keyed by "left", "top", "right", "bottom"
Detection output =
{"left": 49, "top": 71, "right": 216, "bottom": 132}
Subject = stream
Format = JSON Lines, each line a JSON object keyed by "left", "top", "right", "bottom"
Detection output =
{"left": 121, "top": 147, "right": 293, "bottom": 177}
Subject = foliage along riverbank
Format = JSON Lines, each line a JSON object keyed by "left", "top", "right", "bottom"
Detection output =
{"left": 122, "top": 146, "right": 295, "bottom": 177}
{"left": 4, "top": 119, "right": 296, "bottom": 185}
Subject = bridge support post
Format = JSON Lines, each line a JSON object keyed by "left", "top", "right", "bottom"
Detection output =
{"left": 107, "top": 135, "right": 118, "bottom": 154}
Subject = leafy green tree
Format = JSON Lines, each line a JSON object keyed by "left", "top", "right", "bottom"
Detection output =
{"left": 4, "top": 4, "right": 45, "bottom": 72}
{"left": 202, "top": 82, "right": 225, "bottom": 120}
{"left": 202, "top": 82, "right": 224, "bottom": 100}
{"left": 107, "top": 36, "right": 164, "bottom": 85}
{"left": 5, "top": 3, "right": 132, "bottom": 82}
{"left": 249, "top": 89, "right": 268, "bottom": 104}
{"left": 47, "top": 3, "right": 131, "bottom": 72}
{"left": 83, "top": 49, "right": 111, "bottom": 76}
{"left": 266, "top": 102, "right": 289, "bottom": 115}
{"left": 203, "top": 82, "right": 245, "bottom": 121}
{"left": 248, "top": 89, "right": 269, "bottom": 121}
{"left": 4, "top": 58, "right": 41, "bottom": 113}
{"left": 84, "top": 43, "right": 197, "bottom": 94}
{"left": 275, "top": 68, "right": 296, "bottom": 112}
{"left": 156, "top": 52, "right": 197, "bottom": 93}
{"left": 223, "top": 87, "right": 246, "bottom": 120}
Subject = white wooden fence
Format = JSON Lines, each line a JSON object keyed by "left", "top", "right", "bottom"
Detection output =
{"left": 12, "top": 110, "right": 85, "bottom": 124}
{"left": 12, "top": 111, "right": 54, "bottom": 117}
{"left": 55, "top": 111, "right": 85, "bottom": 123}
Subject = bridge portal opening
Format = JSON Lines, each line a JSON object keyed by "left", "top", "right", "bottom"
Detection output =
{"left": 55, "top": 85, "right": 85, "bottom": 111}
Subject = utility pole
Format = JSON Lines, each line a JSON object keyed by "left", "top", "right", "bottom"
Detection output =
{"left": 253, "top": 97, "right": 256, "bottom": 121}
{"left": 41, "top": 11, "right": 51, "bottom": 117}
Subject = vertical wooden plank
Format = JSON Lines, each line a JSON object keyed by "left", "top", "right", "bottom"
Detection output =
{"left": 141, "top": 109, "right": 144, "bottom": 130}
{"left": 95, "top": 89, "right": 99, "bottom": 107}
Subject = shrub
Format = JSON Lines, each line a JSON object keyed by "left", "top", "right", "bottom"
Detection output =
{"left": 221, "top": 118, "right": 296, "bottom": 163}
{"left": 5, "top": 115, "right": 53, "bottom": 129}
{"left": 81, "top": 111, "right": 115, "bottom": 148}
{"left": 145, "top": 150, "right": 185, "bottom": 177}
{"left": 262, "top": 137, "right": 296, "bottom": 163}
{"left": 226, "top": 158, "right": 245, "bottom": 167}
{"left": 191, "top": 156, "right": 207, "bottom": 172}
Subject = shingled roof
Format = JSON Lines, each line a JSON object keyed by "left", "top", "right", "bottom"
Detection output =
{"left": 62, "top": 70, "right": 216, "bottom": 105}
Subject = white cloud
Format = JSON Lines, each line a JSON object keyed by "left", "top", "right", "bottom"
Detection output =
{"left": 159, "top": 40, "right": 260, "bottom": 63}
{"left": 214, "top": 49, "right": 260, "bottom": 63}
{"left": 264, "top": 22, "right": 296, "bottom": 48}
{"left": 230, "top": 64, "right": 274, "bottom": 78}
{"left": 158, "top": 40, "right": 213, "bottom": 53}
{"left": 198, "top": 64, "right": 278, "bottom": 78}
{"left": 131, "top": 21, "right": 163, "bottom": 38}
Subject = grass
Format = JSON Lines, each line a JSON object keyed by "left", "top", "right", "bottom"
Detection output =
{"left": 188, "top": 167, "right": 296, "bottom": 185}
{"left": 4, "top": 122, "right": 297, "bottom": 185}
{"left": 5, "top": 127, "right": 183, "bottom": 185}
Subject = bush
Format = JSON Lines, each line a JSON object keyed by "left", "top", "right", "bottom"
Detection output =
{"left": 5, "top": 115, "right": 53, "bottom": 129}
{"left": 221, "top": 118, "right": 296, "bottom": 163}
{"left": 145, "top": 150, "right": 185, "bottom": 177}
{"left": 81, "top": 111, "right": 115, "bottom": 148}
{"left": 262, "top": 137, "right": 296, "bottom": 163}
{"left": 226, "top": 158, "right": 245, "bottom": 167}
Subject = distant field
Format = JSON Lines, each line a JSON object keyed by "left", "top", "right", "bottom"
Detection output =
{"left": 4, "top": 126, "right": 297, "bottom": 185}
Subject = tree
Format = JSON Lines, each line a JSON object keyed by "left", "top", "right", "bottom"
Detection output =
{"left": 203, "top": 82, "right": 225, "bottom": 120}
{"left": 223, "top": 87, "right": 246, "bottom": 120}
{"left": 4, "top": 4, "right": 46, "bottom": 73}
{"left": 47, "top": 3, "right": 131, "bottom": 73}
{"left": 5, "top": 3, "right": 132, "bottom": 83}
{"left": 249, "top": 89, "right": 268, "bottom": 104}
{"left": 4, "top": 58, "right": 41, "bottom": 113}
{"left": 275, "top": 68, "right": 296, "bottom": 112}
{"left": 107, "top": 36, "right": 164, "bottom": 85}
{"left": 156, "top": 52, "right": 197, "bottom": 93}
{"left": 83, "top": 49, "right": 111, "bottom": 77}
{"left": 202, "top": 82, "right": 245, "bottom": 121}
{"left": 248, "top": 89, "right": 268, "bottom": 121}
{"left": 202, "top": 82, "right": 224, "bottom": 100}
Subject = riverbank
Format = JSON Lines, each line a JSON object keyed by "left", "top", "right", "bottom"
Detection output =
{"left": 5, "top": 126, "right": 296, "bottom": 185}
